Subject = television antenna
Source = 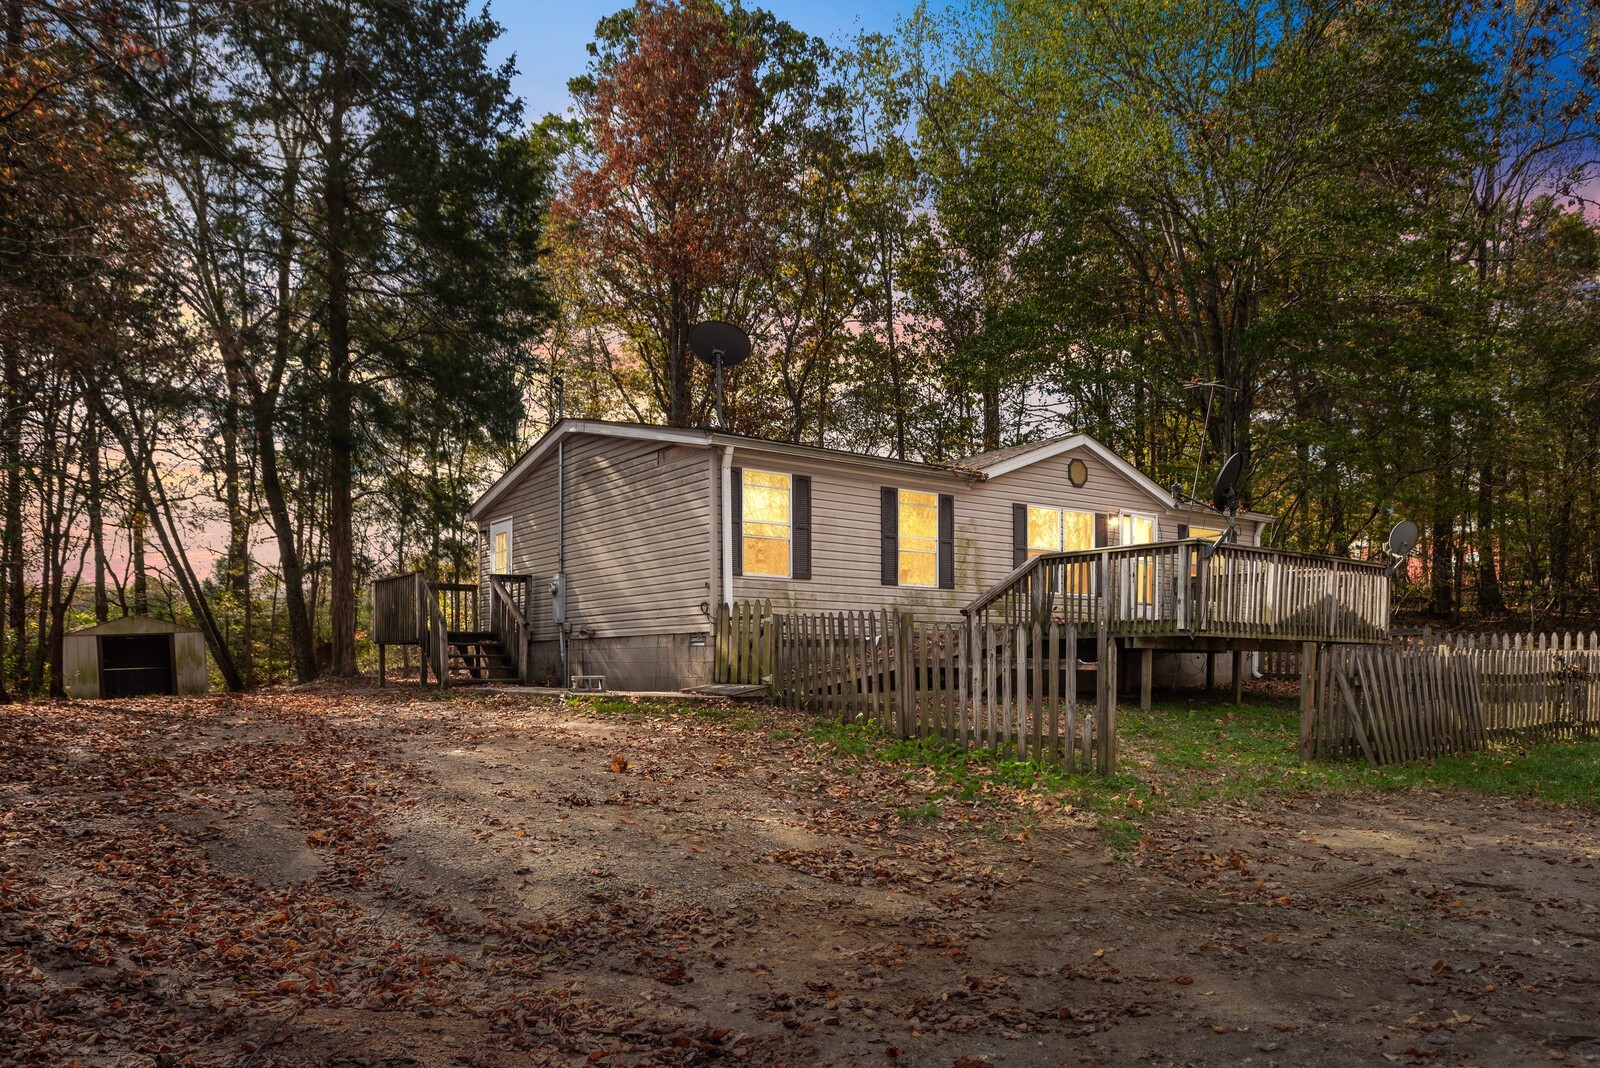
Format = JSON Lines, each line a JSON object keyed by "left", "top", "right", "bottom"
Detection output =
{"left": 1179, "top": 379, "right": 1239, "bottom": 508}
{"left": 688, "top": 321, "right": 751, "bottom": 429}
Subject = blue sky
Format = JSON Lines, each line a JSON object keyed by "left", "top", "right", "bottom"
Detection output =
{"left": 485, "top": 0, "right": 914, "bottom": 119}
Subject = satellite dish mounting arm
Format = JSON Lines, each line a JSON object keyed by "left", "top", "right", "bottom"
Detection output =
{"left": 1200, "top": 489, "right": 1238, "bottom": 561}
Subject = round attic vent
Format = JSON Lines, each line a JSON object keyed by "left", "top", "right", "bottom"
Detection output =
{"left": 1068, "top": 458, "right": 1088, "bottom": 487}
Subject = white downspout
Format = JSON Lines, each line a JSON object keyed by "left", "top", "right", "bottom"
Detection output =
{"left": 720, "top": 445, "right": 735, "bottom": 606}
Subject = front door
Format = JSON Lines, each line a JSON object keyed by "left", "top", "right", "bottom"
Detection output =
{"left": 1120, "top": 514, "right": 1158, "bottom": 614}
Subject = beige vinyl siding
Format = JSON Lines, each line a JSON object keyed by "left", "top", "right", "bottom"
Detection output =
{"left": 729, "top": 449, "right": 972, "bottom": 615}
{"left": 478, "top": 430, "right": 1260, "bottom": 636}
{"left": 478, "top": 436, "right": 714, "bottom": 641}
{"left": 729, "top": 443, "right": 1254, "bottom": 619}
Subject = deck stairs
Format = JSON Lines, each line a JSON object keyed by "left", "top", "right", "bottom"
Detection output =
{"left": 445, "top": 631, "right": 519, "bottom": 684}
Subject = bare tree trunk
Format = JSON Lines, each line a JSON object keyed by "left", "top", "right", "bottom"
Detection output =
{"left": 1476, "top": 460, "right": 1504, "bottom": 614}
{"left": 222, "top": 369, "right": 253, "bottom": 683}
{"left": 325, "top": 44, "right": 359, "bottom": 678}
{"left": 4, "top": 341, "right": 26, "bottom": 694}
{"left": 132, "top": 509, "right": 149, "bottom": 617}
{"left": 87, "top": 406, "right": 109, "bottom": 622}
{"left": 1429, "top": 466, "right": 1455, "bottom": 617}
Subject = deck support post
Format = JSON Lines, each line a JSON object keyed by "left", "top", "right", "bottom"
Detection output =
{"left": 1297, "top": 641, "right": 1318, "bottom": 761}
{"left": 1206, "top": 653, "right": 1215, "bottom": 693}
{"left": 1139, "top": 647, "right": 1153, "bottom": 710}
{"left": 377, "top": 643, "right": 386, "bottom": 687}
{"left": 1231, "top": 649, "right": 1244, "bottom": 705}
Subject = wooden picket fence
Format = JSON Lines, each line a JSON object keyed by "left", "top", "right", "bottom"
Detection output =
{"left": 714, "top": 600, "right": 776, "bottom": 685}
{"left": 1304, "top": 630, "right": 1600, "bottom": 765}
{"left": 1258, "top": 649, "right": 1300, "bottom": 679}
{"left": 768, "top": 606, "right": 1108, "bottom": 772}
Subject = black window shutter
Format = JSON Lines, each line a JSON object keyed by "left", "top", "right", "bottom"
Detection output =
{"left": 880, "top": 487, "right": 898, "bottom": 586}
{"left": 937, "top": 494, "right": 955, "bottom": 589}
{"left": 1094, "top": 513, "right": 1108, "bottom": 547}
{"left": 730, "top": 467, "right": 743, "bottom": 576}
{"left": 1012, "top": 503, "right": 1028, "bottom": 567}
{"left": 792, "top": 475, "right": 812, "bottom": 580}
{"left": 1176, "top": 523, "right": 1189, "bottom": 539}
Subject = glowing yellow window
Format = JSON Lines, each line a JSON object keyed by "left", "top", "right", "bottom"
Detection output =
{"left": 898, "top": 489, "right": 938, "bottom": 587}
{"left": 1188, "top": 526, "right": 1224, "bottom": 574}
{"left": 1027, "top": 506, "right": 1095, "bottom": 557}
{"left": 1120, "top": 514, "right": 1156, "bottom": 603}
{"left": 489, "top": 518, "right": 512, "bottom": 574}
{"left": 742, "top": 469, "right": 792, "bottom": 577}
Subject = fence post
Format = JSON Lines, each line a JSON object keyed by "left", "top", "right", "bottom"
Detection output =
{"left": 895, "top": 610, "right": 914, "bottom": 739}
{"left": 1095, "top": 623, "right": 1117, "bottom": 774}
{"left": 1298, "top": 641, "right": 1318, "bottom": 761}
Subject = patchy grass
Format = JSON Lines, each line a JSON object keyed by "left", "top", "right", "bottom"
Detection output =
{"left": 562, "top": 690, "right": 1600, "bottom": 853}
{"left": 1119, "top": 696, "right": 1600, "bottom": 812}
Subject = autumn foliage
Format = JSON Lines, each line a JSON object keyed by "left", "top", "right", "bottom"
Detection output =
{"left": 556, "top": 0, "right": 790, "bottom": 425}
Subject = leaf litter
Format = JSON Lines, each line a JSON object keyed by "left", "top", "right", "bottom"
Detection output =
{"left": 2, "top": 687, "right": 1598, "bottom": 1066}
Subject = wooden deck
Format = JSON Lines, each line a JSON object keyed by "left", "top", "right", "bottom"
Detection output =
{"left": 964, "top": 540, "right": 1391, "bottom": 650}
{"left": 372, "top": 572, "right": 529, "bottom": 686}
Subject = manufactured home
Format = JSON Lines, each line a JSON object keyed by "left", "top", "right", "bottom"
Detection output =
{"left": 416, "top": 420, "right": 1285, "bottom": 691}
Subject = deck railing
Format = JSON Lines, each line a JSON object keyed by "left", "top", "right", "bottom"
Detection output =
{"left": 488, "top": 574, "right": 533, "bottom": 684}
{"left": 965, "top": 540, "right": 1390, "bottom": 644}
{"left": 373, "top": 573, "right": 525, "bottom": 686}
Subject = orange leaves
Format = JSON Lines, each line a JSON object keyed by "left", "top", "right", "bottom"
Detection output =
{"left": 608, "top": 753, "right": 630, "bottom": 774}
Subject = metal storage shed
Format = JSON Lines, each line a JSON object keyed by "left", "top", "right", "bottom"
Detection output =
{"left": 62, "top": 616, "right": 210, "bottom": 699}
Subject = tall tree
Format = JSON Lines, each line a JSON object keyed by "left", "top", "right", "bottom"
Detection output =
{"left": 557, "top": 0, "right": 820, "bottom": 426}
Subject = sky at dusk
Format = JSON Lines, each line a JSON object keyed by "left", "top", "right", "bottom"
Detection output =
{"left": 485, "top": 0, "right": 918, "bottom": 120}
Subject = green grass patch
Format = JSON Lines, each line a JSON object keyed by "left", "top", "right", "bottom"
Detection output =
{"left": 561, "top": 691, "right": 1600, "bottom": 853}
{"left": 895, "top": 800, "right": 942, "bottom": 823}
{"left": 1118, "top": 697, "right": 1600, "bottom": 812}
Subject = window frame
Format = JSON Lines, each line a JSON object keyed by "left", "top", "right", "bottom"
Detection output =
{"left": 1025, "top": 503, "right": 1097, "bottom": 559}
{"left": 896, "top": 487, "right": 940, "bottom": 589}
{"left": 1118, "top": 511, "right": 1158, "bottom": 546}
{"left": 489, "top": 517, "right": 513, "bottom": 576}
{"left": 740, "top": 468, "right": 793, "bottom": 579}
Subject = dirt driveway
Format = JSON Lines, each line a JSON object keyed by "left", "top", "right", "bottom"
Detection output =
{"left": 3, "top": 687, "right": 1598, "bottom": 1067}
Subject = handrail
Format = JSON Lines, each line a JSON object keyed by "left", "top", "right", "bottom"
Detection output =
{"left": 963, "top": 539, "right": 1391, "bottom": 643}
{"left": 426, "top": 580, "right": 477, "bottom": 634}
{"left": 489, "top": 574, "right": 531, "bottom": 684}
{"left": 420, "top": 576, "right": 449, "bottom": 688}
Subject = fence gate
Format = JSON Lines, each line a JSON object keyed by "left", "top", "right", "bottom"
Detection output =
{"left": 715, "top": 600, "right": 775, "bottom": 685}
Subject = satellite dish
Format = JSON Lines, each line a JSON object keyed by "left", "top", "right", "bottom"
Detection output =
{"left": 1387, "top": 519, "right": 1419, "bottom": 558}
{"left": 688, "top": 321, "right": 751, "bottom": 369}
{"left": 1211, "top": 452, "right": 1243, "bottom": 514}
{"left": 688, "top": 321, "right": 750, "bottom": 428}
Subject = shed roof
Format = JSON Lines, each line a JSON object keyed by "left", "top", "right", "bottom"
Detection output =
{"left": 66, "top": 615, "right": 200, "bottom": 638}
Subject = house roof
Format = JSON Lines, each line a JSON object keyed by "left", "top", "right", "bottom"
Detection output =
{"left": 469, "top": 420, "right": 1275, "bottom": 525}
{"left": 959, "top": 433, "right": 1275, "bottom": 525}
{"left": 469, "top": 420, "right": 982, "bottom": 521}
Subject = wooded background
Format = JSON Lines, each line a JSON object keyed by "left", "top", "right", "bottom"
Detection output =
{"left": 2, "top": 0, "right": 1597, "bottom": 695}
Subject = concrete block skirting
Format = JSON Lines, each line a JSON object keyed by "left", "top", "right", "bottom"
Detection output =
{"left": 525, "top": 633, "right": 716, "bottom": 692}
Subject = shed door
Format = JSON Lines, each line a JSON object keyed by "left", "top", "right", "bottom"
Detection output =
{"left": 101, "top": 635, "right": 175, "bottom": 697}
